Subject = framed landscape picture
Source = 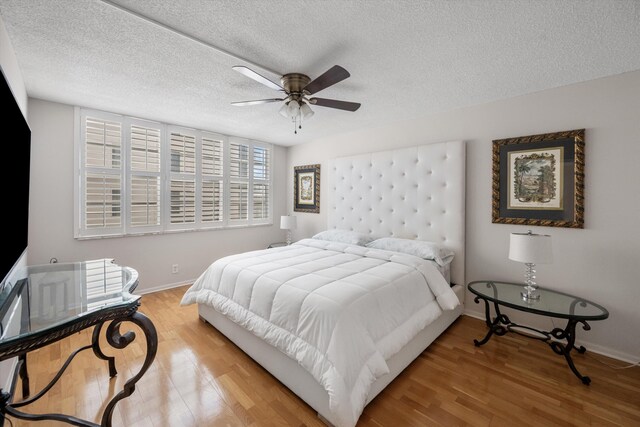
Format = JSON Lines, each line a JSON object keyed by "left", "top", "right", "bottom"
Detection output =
{"left": 492, "top": 129, "right": 585, "bottom": 228}
{"left": 294, "top": 164, "right": 320, "bottom": 213}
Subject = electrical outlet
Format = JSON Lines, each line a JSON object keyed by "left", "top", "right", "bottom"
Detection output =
{"left": 172, "top": 264, "right": 179, "bottom": 274}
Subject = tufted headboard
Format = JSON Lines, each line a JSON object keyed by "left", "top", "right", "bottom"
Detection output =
{"left": 327, "top": 141, "right": 465, "bottom": 286}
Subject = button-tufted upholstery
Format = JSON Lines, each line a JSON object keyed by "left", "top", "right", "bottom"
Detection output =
{"left": 327, "top": 141, "right": 465, "bottom": 285}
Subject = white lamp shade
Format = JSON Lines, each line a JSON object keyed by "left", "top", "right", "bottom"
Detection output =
{"left": 509, "top": 232, "right": 552, "bottom": 264}
{"left": 280, "top": 215, "right": 297, "bottom": 230}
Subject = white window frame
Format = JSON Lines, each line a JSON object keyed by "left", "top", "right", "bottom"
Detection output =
{"left": 75, "top": 108, "right": 273, "bottom": 239}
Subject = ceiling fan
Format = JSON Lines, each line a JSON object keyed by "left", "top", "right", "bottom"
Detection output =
{"left": 232, "top": 65, "right": 361, "bottom": 133}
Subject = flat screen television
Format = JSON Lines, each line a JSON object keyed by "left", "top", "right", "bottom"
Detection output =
{"left": 0, "top": 68, "right": 30, "bottom": 286}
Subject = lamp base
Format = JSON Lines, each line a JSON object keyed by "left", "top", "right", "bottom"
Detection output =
{"left": 521, "top": 289, "right": 541, "bottom": 302}
{"left": 520, "top": 263, "right": 540, "bottom": 302}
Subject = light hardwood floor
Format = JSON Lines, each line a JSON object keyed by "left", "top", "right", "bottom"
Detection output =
{"left": 8, "top": 285, "right": 640, "bottom": 426}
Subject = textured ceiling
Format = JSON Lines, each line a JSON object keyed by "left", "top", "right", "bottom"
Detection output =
{"left": 1, "top": 0, "right": 639, "bottom": 146}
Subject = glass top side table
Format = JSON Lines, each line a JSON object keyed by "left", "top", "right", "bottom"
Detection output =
{"left": 468, "top": 280, "right": 609, "bottom": 385}
{"left": 0, "top": 259, "right": 158, "bottom": 427}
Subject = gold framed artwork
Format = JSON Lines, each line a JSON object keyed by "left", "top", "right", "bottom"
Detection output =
{"left": 294, "top": 164, "right": 320, "bottom": 213}
{"left": 492, "top": 129, "right": 584, "bottom": 228}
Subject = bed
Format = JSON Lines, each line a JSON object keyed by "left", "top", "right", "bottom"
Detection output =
{"left": 182, "top": 140, "right": 465, "bottom": 427}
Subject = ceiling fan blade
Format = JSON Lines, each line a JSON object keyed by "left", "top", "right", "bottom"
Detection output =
{"left": 309, "top": 97, "right": 361, "bottom": 112}
{"left": 231, "top": 98, "right": 284, "bottom": 106}
{"left": 232, "top": 66, "right": 283, "bottom": 91}
{"left": 303, "top": 65, "right": 350, "bottom": 95}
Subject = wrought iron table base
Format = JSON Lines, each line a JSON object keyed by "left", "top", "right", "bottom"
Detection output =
{"left": 474, "top": 295, "right": 592, "bottom": 385}
{"left": 0, "top": 311, "right": 157, "bottom": 426}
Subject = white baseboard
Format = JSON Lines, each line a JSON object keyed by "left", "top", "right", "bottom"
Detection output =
{"left": 138, "top": 279, "right": 195, "bottom": 295}
{"left": 575, "top": 342, "right": 639, "bottom": 365}
{"left": 461, "top": 311, "right": 639, "bottom": 364}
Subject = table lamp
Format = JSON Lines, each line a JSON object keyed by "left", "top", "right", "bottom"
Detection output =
{"left": 509, "top": 230, "right": 552, "bottom": 301}
{"left": 280, "top": 215, "right": 297, "bottom": 245}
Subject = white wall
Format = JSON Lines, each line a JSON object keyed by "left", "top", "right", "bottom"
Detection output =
{"left": 287, "top": 70, "right": 640, "bottom": 361}
{"left": 27, "top": 98, "right": 289, "bottom": 293}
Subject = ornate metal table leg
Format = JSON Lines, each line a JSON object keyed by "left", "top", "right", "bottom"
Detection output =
{"left": 474, "top": 296, "right": 495, "bottom": 346}
{"left": 5, "top": 343, "right": 97, "bottom": 425}
{"left": 473, "top": 297, "right": 509, "bottom": 346}
{"left": 549, "top": 319, "right": 591, "bottom": 385}
{"left": 2, "top": 311, "right": 157, "bottom": 426}
{"left": 3, "top": 405, "right": 99, "bottom": 426}
{"left": 92, "top": 322, "right": 117, "bottom": 377}
{"left": 100, "top": 311, "right": 158, "bottom": 427}
{"left": 18, "top": 354, "right": 29, "bottom": 398}
{"left": 12, "top": 344, "right": 93, "bottom": 409}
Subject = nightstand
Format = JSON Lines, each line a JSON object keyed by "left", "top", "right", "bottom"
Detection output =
{"left": 468, "top": 280, "right": 608, "bottom": 385}
{"left": 267, "top": 242, "right": 287, "bottom": 248}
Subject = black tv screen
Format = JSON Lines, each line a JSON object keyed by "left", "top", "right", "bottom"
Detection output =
{"left": 0, "top": 69, "right": 30, "bottom": 285}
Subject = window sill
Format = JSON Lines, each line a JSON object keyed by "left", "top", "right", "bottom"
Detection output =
{"left": 75, "top": 222, "right": 274, "bottom": 240}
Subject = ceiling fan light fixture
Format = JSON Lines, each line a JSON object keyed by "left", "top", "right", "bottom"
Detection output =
{"left": 287, "top": 100, "right": 300, "bottom": 120}
{"left": 278, "top": 103, "right": 289, "bottom": 118}
{"left": 300, "top": 102, "right": 314, "bottom": 119}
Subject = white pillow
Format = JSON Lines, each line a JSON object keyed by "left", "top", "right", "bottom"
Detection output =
{"left": 366, "top": 237, "right": 454, "bottom": 266}
{"left": 312, "top": 229, "right": 374, "bottom": 246}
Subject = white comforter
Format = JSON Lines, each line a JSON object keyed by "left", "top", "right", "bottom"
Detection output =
{"left": 181, "top": 239, "right": 459, "bottom": 427}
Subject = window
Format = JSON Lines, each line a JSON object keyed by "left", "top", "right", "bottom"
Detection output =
{"left": 76, "top": 108, "right": 273, "bottom": 238}
{"left": 252, "top": 146, "right": 270, "bottom": 220}
{"left": 229, "top": 141, "right": 249, "bottom": 221}
{"left": 201, "top": 135, "right": 224, "bottom": 224}
{"left": 81, "top": 115, "right": 123, "bottom": 236}
{"left": 129, "top": 123, "right": 161, "bottom": 231}
{"left": 168, "top": 130, "right": 196, "bottom": 228}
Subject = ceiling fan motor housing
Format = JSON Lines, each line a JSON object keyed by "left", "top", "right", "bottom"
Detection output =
{"left": 281, "top": 73, "right": 311, "bottom": 98}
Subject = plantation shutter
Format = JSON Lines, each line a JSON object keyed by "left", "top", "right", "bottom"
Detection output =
{"left": 202, "top": 135, "right": 223, "bottom": 176}
{"left": 170, "top": 179, "right": 195, "bottom": 224}
{"left": 201, "top": 135, "right": 224, "bottom": 224}
{"left": 82, "top": 116, "right": 123, "bottom": 235}
{"left": 85, "top": 174, "right": 121, "bottom": 228}
{"left": 77, "top": 108, "right": 273, "bottom": 237}
{"left": 229, "top": 141, "right": 249, "bottom": 221}
{"left": 169, "top": 131, "right": 196, "bottom": 226}
{"left": 229, "top": 182, "right": 248, "bottom": 220}
{"left": 129, "top": 124, "right": 161, "bottom": 228}
{"left": 252, "top": 146, "right": 270, "bottom": 221}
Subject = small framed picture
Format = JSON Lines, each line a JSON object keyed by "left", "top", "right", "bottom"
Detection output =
{"left": 294, "top": 164, "right": 320, "bottom": 213}
{"left": 492, "top": 129, "right": 584, "bottom": 228}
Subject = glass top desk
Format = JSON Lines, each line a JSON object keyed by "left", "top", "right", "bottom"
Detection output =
{"left": 0, "top": 259, "right": 157, "bottom": 427}
{"left": 468, "top": 280, "right": 608, "bottom": 385}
